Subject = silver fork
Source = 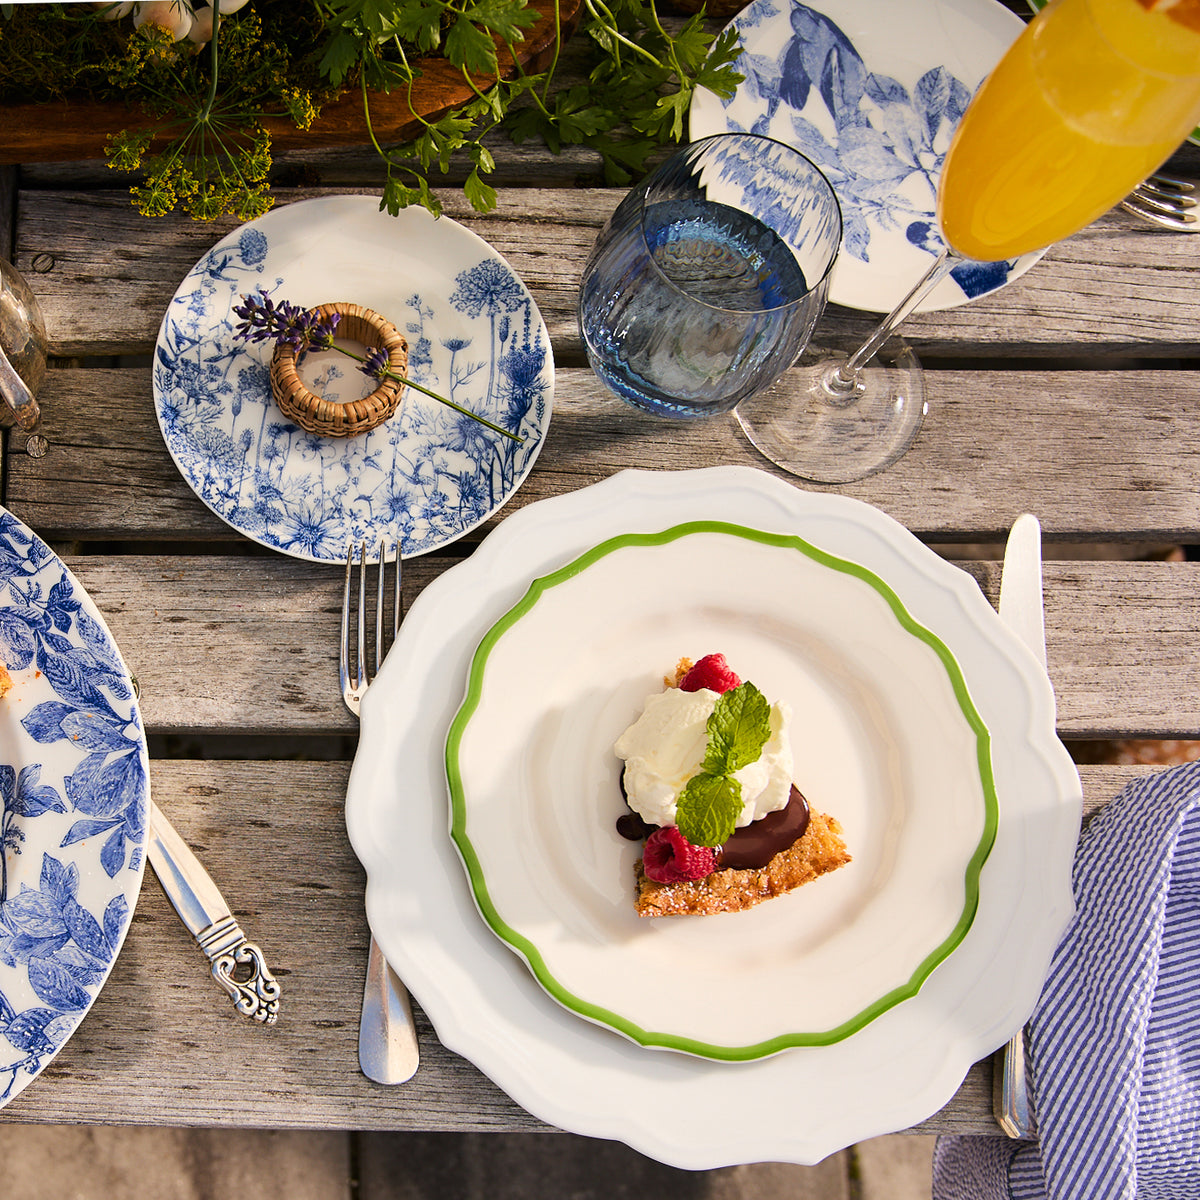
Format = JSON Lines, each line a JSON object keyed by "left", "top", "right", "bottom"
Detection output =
{"left": 1122, "top": 172, "right": 1199, "bottom": 230}
{"left": 342, "top": 539, "right": 420, "bottom": 1084}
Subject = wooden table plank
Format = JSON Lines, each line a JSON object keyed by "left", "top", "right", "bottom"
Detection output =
{"left": 1, "top": 552, "right": 1188, "bottom": 744}
{"left": 0, "top": 758, "right": 1154, "bottom": 1134}
{"left": 14, "top": 187, "right": 1200, "bottom": 361}
{"left": 10, "top": 364, "right": 1200, "bottom": 545}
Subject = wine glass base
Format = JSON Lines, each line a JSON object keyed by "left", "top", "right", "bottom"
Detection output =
{"left": 735, "top": 340, "right": 927, "bottom": 484}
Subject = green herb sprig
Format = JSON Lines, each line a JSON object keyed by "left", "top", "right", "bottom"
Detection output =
{"left": 318, "top": 0, "right": 744, "bottom": 216}
{"left": 675, "top": 681, "right": 772, "bottom": 848}
{"left": 104, "top": 8, "right": 326, "bottom": 222}
{"left": 0, "top": 0, "right": 743, "bottom": 221}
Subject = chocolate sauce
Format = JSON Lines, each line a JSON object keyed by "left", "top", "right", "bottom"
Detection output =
{"left": 717, "top": 784, "right": 810, "bottom": 869}
{"left": 616, "top": 810, "right": 655, "bottom": 841}
{"left": 615, "top": 778, "right": 810, "bottom": 869}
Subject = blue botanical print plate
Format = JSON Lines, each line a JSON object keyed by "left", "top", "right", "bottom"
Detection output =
{"left": 0, "top": 507, "right": 148, "bottom": 1111}
{"left": 154, "top": 196, "right": 554, "bottom": 563}
{"left": 690, "top": 0, "right": 1046, "bottom": 313}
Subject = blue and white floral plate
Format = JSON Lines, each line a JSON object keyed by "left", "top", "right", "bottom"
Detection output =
{"left": 0, "top": 507, "right": 149, "bottom": 1111}
{"left": 691, "top": 0, "right": 1045, "bottom": 313}
{"left": 154, "top": 195, "right": 554, "bottom": 563}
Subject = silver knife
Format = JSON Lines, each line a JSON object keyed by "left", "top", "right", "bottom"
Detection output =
{"left": 993, "top": 512, "right": 1045, "bottom": 1139}
{"left": 147, "top": 799, "right": 281, "bottom": 1024}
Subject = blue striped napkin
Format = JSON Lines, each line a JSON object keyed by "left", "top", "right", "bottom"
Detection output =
{"left": 933, "top": 760, "right": 1200, "bottom": 1200}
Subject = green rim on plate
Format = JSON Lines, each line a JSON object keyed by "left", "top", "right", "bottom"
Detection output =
{"left": 444, "top": 521, "right": 999, "bottom": 1061}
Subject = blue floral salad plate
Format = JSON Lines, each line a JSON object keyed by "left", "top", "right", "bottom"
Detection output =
{"left": 154, "top": 195, "right": 554, "bottom": 563}
{"left": 0, "top": 507, "right": 149, "bottom": 1111}
{"left": 691, "top": 0, "right": 1047, "bottom": 313}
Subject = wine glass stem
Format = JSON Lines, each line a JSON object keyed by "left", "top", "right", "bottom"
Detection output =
{"left": 0, "top": 340, "right": 38, "bottom": 431}
{"left": 824, "top": 248, "right": 960, "bottom": 398}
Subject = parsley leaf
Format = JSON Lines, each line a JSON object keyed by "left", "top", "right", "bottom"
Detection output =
{"left": 462, "top": 0, "right": 542, "bottom": 42}
{"left": 446, "top": 15, "right": 499, "bottom": 76}
{"left": 318, "top": 29, "right": 362, "bottom": 85}
{"left": 464, "top": 165, "right": 498, "bottom": 210}
{"left": 392, "top": 0, "right": 450, "bottom": 50}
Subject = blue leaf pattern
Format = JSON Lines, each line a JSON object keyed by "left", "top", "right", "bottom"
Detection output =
{"left": 60, "top": 818, "right": 121, "bottom": 847}
{"left": 155, "top": 216, "right": 552, "bottom": 562}
{"left": 22, "top": 702, "right": 76, "bottom": 744}
{"left": 713, "top": 0, "right": 1019, "bottom": 300}
{"left": 26, "top": 958, "right": 90, "bottom": 1012}
{"left": 1, "top": 1009, "right": 58, "bottom": 1054}
{"left": 0, "top": 512, "right": 146, "bottom": 1105}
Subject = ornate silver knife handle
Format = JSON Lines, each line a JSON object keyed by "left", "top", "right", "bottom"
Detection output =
{"left": 197, "top": 914, "right": 281, "bottom": 1024}
{"left": 147, "top": 800, "right": 281, "bottom": 1025}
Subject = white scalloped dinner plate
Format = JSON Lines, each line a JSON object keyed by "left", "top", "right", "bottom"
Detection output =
{"left": 345, "top": 467, "right": 1081, "bottom": 1167}
{"left": 444, "top": 522, "right": 996, "bottom": 1059}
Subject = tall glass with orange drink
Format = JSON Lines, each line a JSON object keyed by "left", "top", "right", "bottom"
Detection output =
{"left": 939, "top": 0, "right": 1200, "bottom": 262}
{"left": 740, "top": 0, "right": 1200, "bottom": 484}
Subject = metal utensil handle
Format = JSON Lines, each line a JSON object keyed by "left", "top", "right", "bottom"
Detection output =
{"left": 198, "top": 914, "right": 282, "bottom": 1025}
{"left": 0, "top": 341, "right": 39, "bottom": 430}
{"left": 993, "top": 513, "right": 1046, "bottom": 1139}
{"left": 359, "top": 935, "right": 419, "bottom": 1083}
{"left": 148, "top": 803, "right": 281, "bottom": 1024}
{"left": 995, "top": 1028, "right": 1034, "bottom": 1138}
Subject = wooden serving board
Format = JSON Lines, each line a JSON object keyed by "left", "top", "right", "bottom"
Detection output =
{"left": 0, "top": 0, "right": 582, "bottom": 165}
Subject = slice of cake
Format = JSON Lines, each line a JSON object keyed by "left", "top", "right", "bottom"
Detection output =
{"left": 615, "top": 654, "right": 850, "bottom": 917}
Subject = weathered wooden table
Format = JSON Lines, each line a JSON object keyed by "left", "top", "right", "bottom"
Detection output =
{"left": 0, "top": 124, "right": 1198, "bottom": 1139}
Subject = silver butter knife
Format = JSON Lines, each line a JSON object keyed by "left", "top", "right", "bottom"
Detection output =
{"left": 993, "top": 512, "right": 1045, "bottom": 1138}
{"left": 147, "top": 799, "right": 281, "bottom": 1024}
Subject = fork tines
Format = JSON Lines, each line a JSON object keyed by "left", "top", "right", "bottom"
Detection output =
{"left": 1141, "top": 172, "right": 1197, "bottom": 198}
{"left": 1122, "top": 172, "right": 1199, "bottom": 230}
{"left": 341, "top": 540, "right": 402, "bottom": 714}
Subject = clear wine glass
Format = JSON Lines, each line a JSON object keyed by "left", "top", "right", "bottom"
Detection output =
{"left": 739, "top": 0, "right": 1200, "bottom": 485}
{"left": 578, "top": 132, "right": 841, "bottom": 420}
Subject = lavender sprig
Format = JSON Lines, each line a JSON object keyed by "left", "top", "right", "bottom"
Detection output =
{"left": 233, "top": 293, "right": 340, "bottom": 355}
{"left": 231, "top": 291, "right": 523, "bottom": 444}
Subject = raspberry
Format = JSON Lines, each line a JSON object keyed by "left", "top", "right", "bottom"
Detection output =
{"left": 642, "top": 826, "right": 718, "bottom": 883}
{"left": 679, "top": 653, "right": 741, "bottom": 694}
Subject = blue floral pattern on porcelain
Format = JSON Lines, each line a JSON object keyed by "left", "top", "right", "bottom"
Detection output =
{"left": 0, "top": 509, "right": 147, "bottom": 1109}
{"left": 689, "top": 0, "right": 1040, "bottom": 313}
{"left": 155, "top": 197, "right": 553, "bottom": 563}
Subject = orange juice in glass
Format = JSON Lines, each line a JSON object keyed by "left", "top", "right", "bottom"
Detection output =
{"left": 744, "top": 0, "right": 1200, "bottom": 485}
{"left": 939, "top": 0, "right": 1200, "bottom": 261}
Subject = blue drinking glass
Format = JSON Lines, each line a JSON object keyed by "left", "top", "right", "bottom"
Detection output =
{"left": 578, "top": 133, "right": 842, "bottom": 419}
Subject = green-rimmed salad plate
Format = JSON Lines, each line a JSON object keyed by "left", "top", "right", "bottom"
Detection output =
{"left": 446, "top": 521, "right": 998, "bottom": 1060}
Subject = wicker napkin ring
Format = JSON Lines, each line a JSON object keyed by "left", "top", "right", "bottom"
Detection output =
{"left": 270, "top": 302, "right": 409, "bottom": 438}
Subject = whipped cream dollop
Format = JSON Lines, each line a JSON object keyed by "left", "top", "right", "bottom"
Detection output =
{"left": 614, "top": 686, "right": 794, "bottom": 830}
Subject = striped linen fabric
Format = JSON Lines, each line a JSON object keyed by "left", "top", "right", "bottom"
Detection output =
{"left": 933, "top": 760, "right": 1200, "bottom": 1200}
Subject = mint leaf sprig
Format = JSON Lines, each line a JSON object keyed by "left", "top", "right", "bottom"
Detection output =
{"left": 675, "top": 681, "right": 772, "bottom": 849}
